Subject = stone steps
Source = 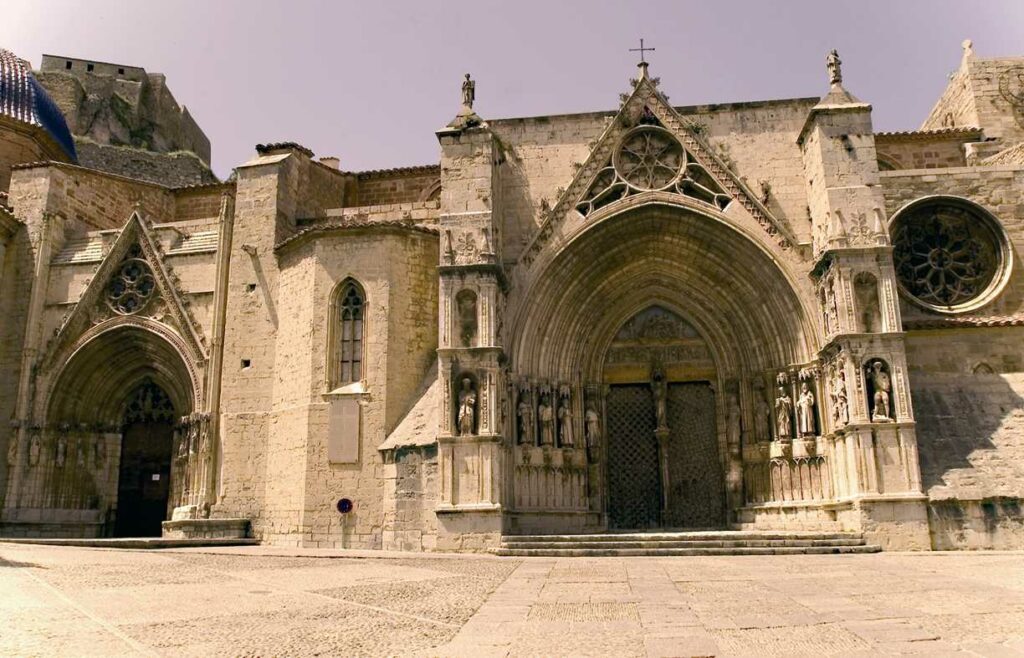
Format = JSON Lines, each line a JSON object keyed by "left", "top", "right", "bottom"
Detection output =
{"left": 490, "top": 531, "right": 881, "bottom": 557}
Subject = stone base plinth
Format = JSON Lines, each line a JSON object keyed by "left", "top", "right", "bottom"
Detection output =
{"left": 162, "top": 517, "right": 250, "bottom": 540}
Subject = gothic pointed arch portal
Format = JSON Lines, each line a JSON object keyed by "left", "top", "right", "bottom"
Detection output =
{"left": 506, "top": 202, "right": 817, "bottom": 532}
{"left": 22, "top": 322, "right": 202, "bottom": 536}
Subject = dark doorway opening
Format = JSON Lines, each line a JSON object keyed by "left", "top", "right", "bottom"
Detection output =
{"left": 114, "top": 381, "right": 176, "bottom": 537}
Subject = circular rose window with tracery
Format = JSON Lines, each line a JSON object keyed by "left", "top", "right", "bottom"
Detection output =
{"left": 613, "top": 126, "right": 684, "bottom": 191}
{"left": 107, "top": 246, "right": 156, "bottom": 315}
{"left": 891, "top": 199, "right": 1011, "bottom": 313}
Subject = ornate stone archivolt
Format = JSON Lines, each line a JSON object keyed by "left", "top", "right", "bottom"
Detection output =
{"left": 576, "top": 125, "right": 730, "bottom": 216}
{"left": 891, "top": 198, "right": 1011, "bottom": 313}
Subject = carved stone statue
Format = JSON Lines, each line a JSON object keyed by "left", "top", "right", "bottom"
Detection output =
{"left": 652, "top": 369, "right": 668, "bottom": 431}
{"left": 833, "top": 368, "right": 849, "bottom": 427}
{"left": 726, "top": 393, "right": 741, "bottom": 449}
{"left": 797, "top": 382, "right": 816, "bottom": 437}
{"left": 76, "top": 438, "right": 87, "bottom": 468}
{"left": 457, "top": 378, "right": 476, "bottom": 435}
{"left": 775, "top": 386, "right": 793, "bottom": 440}
{"left": 754, "top": 387, "right": 771, "bottom": 443}
{"left": 6, "top": 436, "right": 16, "bottom": 466}
{"left": 538, "top": 394, "right": 554, "bottom": 446}
{"left": 29, "top": 433, "right": 41, "bottom": 467}
{"left": 517, "top": 393, "right": 534, "bottom": 445}
{"left": 585, "top": 400, "right": 601, "bottom": 449}
{"left": 870, "top": 361, "right": 892, "bottom": 421}
{"left": 461, "top": 73, "right": 475, "bottom": 109}
{"left": 557, "top": 393, "right": 574, "bottom": 447}
{"left": 177, "top": 423, "right": 190, "bottom": 460}
{"left": 826, "top": 49, "right": 842, "bottom": 86}
{"left": 55, "top": 433, "right": 67, "bottom": 468}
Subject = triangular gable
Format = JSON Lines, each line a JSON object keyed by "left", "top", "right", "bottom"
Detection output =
{"left": 519, "top": 65, "right": 796, "bottom": 269}
{"left": 40, "top": 209, "right": 208, "bottom": 370}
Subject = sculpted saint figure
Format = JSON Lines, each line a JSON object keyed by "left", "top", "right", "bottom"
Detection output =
{"left": 726, "top": 393, "right": 741, "bottom": 449}
{"left": 93, "top": 436, "right": 106, "bottom": 466}
{"left": 461, "top": 73, "right": 475, "bottom": 109}
{"left": 754, "top": 390, "right": 771, "bottom": 442}
{"left": 775, "top": 386, "right": 793, "bottom": 440}
{"left": 871, "top": 361, "right": 892, "bottom": 421}
{"left": 29, "top": 433, "right": 41, "bottom": 467}
{"left": 538, "top": 394, "right": 555, "bottom": 446}
{"left": 517, "top": 395, "right": 534, "bottom": 445}
{"left": 797, "top": 382, "right": 815, "bottom": 436}
{"left": 557, "top": 395, "right": 574, "bottom": 447}
{"left": 652, "top": 370, "right": 668, "bottom": 431}
{"left": 585, "top": 401, "right": 601, "bottom": 449}
{"left": 457, "top": 378, "right": 476, "bottom": 435}
{"left": 76, "top": 438, "right": 87, "bottom": 468}
{"left": 177, "top": 424, "right": 190, "bottom": 460}
{"left": 55, "top": 434, "right": 67, "bottom": 468}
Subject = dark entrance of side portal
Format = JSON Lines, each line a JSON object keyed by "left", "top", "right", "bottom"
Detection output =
{"left": 114, "top": 382, "right": 176, "bottom": 537}
{"left": 606, "top": 382, "right": 724, "bottom": 530}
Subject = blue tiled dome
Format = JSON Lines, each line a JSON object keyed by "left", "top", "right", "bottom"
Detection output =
{"left": 0, "top": 48, "right": 77, "bottom": 162}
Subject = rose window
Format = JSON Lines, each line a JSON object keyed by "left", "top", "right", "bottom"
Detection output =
{"left": 107, "top": 246, "right": 156, "bottom": 315}
{"left": 891, "top": 200, "right": 1010, "bottom": 312}
{"left": 614, "top": 127, "right": 684, "bottom": 191}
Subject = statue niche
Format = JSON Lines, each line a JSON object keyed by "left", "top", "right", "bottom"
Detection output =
{"left": 455, "top": 375, "right": 478, "bottom": 435}
{"left": 854, "top": 272, "right": 882, "bottom": 333}
{"left": 455, "top": 289, "right": 478, "bottom": 347}
{"left": 866, "top": 359, "right": 895, "bottom": 422}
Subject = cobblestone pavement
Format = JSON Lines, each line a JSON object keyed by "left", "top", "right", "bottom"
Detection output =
{"left": 3, "top": 546, "right": 1024, "bottom": 657}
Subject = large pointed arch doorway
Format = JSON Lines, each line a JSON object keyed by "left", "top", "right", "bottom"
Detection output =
{"left": 603, "top": 306, "right": 724, "bottom": 530}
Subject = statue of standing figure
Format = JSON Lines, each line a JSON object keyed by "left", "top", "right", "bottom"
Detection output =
{"left": 461, "top": 73, "right": 475, "bottom": 109}
{"left": 585, "top": 400, "right": 601, "bottom": 449}
{"left": 457, "top": 378, "right": 477, "bottom": 435}
{"left": 726, "top": 393, "right": 742, "bottom": 450}
{"left": 870, "top": 361, "right": 892, "bottom": 421}
{"left": 775, "top": 386, "right": 793, "bottom": 440}
{"left": 557, "top": 392, "right": 574, "bottom": 447}
{"left": 29, "top": 433, "right": 41, "bottom": 467}
{"left": 517, "top": 392, "right": 534, "bottom": 445}
{"left": 754, "top": 388, "right": 771, "bottom": 443}
{"left": 652, "top": 369, "right": 668, "bottom": 431}
{"left": 538, "top": 394, "right": 555, "bottom": 446}
{"left": 797, "top": 382, "right": 816, "bottom": 437}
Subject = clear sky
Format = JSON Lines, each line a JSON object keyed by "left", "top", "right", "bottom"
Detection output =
{"left": 3, "top": 0, "right": 1023, "bottom": 178}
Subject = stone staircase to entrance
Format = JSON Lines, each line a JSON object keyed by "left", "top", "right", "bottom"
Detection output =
{"left": 489, "top": 530, "right": 881, "bottom": 557}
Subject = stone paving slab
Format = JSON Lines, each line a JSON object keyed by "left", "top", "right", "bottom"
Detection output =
{"left": 4, "top": 545, "right": 1024, "bottom": 656}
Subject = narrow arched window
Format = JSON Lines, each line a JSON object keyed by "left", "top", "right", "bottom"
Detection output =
{"left": 337, "top": 282, "right": 364, "bottom": 384}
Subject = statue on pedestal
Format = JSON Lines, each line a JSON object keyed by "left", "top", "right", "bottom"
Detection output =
{"left": 538, "top": 393, "right": 555, "bottom": 446}
{"left": 870, "top": 361, "right": 892, "bottom": 421}
{"left": 457, "top": 378, "right": 477, "bottom": 435}
{"left": 585, "top": 400, "right": 601, "bottom": 450}
{"left": 557, "top": 391, "right": 574, "bottom": 447}
{"left": 797, "top": 382, "right": 816, "bottom": 437}
{"left": 774, "top": 386, "right": 793, "bottom": 440}
{"left": 517, "top": 392, "right": 534, "bottom": 445}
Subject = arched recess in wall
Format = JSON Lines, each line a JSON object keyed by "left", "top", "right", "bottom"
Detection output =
{"left": 876, "top": 153, "right": 900, "bottom": 171}
{"left": 327, "top": 278, "right": 367, "bottom": 388}
{"left": 508, "top": 201, "right": 818, "bottom": 383}
{"left": 419, "top": 179, "right": 442, "bottom": 202}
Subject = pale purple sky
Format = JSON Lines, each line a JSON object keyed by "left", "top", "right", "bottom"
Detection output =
{"left": 4, "top": 1, "right": 1023, "bottom": 178}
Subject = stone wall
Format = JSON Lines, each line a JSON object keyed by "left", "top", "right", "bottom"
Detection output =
{"left": 353, "top": 167, "right": 439, "bottom": 206}
{"left": 905, "top": 333, "right": 1024, "bottom": 549}
{"left": 0, "top": 121, "right": 46, "bottom": 193}
{"left": 923, "top": 56, "right": 1024, "bottom": 144}
{"left": 874, "top": 131, "right": 975, "bottom": 170}
{"left": 74, "top": 140, "right": 218, "bottom": 188}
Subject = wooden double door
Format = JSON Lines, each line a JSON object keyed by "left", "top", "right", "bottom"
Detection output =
{"left": 606, "top": 382, "right": 725, "bottom": 530}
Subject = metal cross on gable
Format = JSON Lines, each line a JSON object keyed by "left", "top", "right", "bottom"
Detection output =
{"left": 630, "top": 38, "right": 655, "bottom": 64}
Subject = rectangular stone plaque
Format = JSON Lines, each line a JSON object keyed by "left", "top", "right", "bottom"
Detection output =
{"left": 328, "top": 397, "right": 360, "bottom": 464}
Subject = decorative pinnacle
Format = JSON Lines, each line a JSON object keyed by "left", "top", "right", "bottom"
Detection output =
{"left": 961, "top": 39, "right": 974, "bottom": 63}
{"left": 826, "top": 49, "right": 843, "bottom": 87}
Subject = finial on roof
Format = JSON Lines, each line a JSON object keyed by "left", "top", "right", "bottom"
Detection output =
{"left": 826, "top": 49, "right": 843, "bottom": 87}
{"left": 461, "top": 73, "right": 475, "bottom": 110}
{"left": 961, "top": 39, "right": 974, "bottom": 63}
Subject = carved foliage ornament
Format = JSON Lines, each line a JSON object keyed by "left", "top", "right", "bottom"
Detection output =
{"left": 106, "top": 244, "right": 157, "bottom": 315}
{"left": 891, "top": 202, "right": 1006, "bottom": 311}
{"left": 576, "top": 125, "right": 730, "bottom": 216}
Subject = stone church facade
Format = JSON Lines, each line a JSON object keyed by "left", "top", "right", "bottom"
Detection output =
{"left": 1, "top": 42, "right": 1024, "bottom": 551}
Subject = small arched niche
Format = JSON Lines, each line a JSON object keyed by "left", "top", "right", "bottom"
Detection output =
{"left": 454, "top": 289, "right": 478, "bottom": 348}
{"left": 853, "top": 272, "right": 882, "bottom": 333}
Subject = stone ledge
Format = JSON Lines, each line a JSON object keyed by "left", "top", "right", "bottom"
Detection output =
{"left": 161, "top": 517, "right": 251, "bottom": 539}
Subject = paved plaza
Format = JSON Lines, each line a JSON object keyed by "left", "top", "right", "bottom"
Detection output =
{"left": 3, "top": 545, "right": 1024, "bottom": 657}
